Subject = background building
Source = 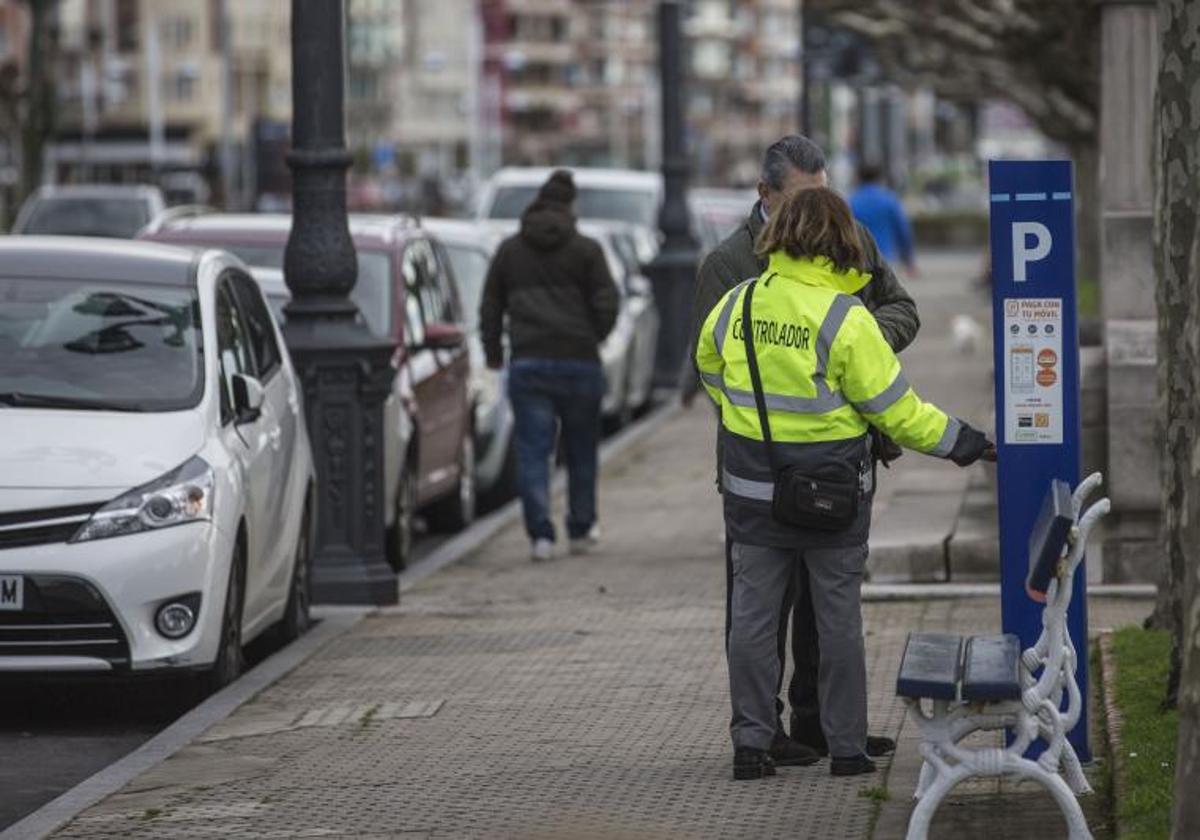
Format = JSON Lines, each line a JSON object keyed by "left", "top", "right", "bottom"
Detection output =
{"left": 0, "top": 0, "right": 1015, "bottom": 218}
{"left": 46, "top": 0, "right": 291, "bottom": 206}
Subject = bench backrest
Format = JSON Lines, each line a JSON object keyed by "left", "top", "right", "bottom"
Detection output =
{"left": 1025, "top": 479, "right": 1074, "bottom": 603}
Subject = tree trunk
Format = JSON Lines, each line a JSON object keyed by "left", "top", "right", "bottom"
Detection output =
{"left": 1070, "top": 141, "right": 1100, "bottom": 317}
{"left": 19, "top": 1, "right": 54, "bottom": 204}
{"left": 1156, "top": 1, "right": 1200, "bottom": 836}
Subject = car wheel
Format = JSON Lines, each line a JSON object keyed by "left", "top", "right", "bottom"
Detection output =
{"left": 604, "top": 364, "right": 635, "bottom": 433}
{"left": 274, "top": 497, "right": 312, "bottom": 645}
{"left": 386, "top": 457, "right": 417, "bottom": 571}
{"left": 481, "top": 437, "right": 518, "bottom": 511}
{"left": 428, "top": 433, "right": 476, "bottom": 532}
{"left": 198, "top": 540, "right": 246, "bottom": 695}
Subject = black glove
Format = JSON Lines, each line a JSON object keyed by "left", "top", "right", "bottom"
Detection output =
{"left": 948, "top": 423, "right": 995, "bottom": 467}
{"left": 870, "top": 428, "right": 904, "bottom": 469}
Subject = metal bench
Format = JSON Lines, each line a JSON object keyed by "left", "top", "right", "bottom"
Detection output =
{"left": 895, "top": 473, "right": 1110, "bottom": 840}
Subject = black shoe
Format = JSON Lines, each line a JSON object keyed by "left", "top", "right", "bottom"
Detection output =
{"left": 791, "top": 720, "right": 894, "bottom": 759}
{"left": 769, "top": 733, "right": 821, "bottom": 767}
{"left": 733, "top": 747, "right": 778, "bottom": 780}
{"left": 830, "top": 753, "right": 877, "bottom": 777}
{"left": 866, "top": 735, "right": 896, "bottom": 757}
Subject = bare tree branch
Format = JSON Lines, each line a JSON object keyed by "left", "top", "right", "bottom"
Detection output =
{"left": 809, "top": 0, "right": 1099, "bottom": 145}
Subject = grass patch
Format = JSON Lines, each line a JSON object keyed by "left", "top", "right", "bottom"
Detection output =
{"left": 356, "top": 703, "right": 380, "bottom": 733}
{"left": 1110, "top": 626, "right": 1177, "bottom": 839}
{"left": 1077, "top": 276, "right": 1100, "bottom": 319}
{"left": 858, "top": 785, "right": 890, "bottom": 803}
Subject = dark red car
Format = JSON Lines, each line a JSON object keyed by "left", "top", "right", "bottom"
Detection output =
{"left": 140, "top": 213, "right": 475, "bottom": 567}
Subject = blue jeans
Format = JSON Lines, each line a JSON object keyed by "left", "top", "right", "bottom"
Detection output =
{"left": 508, "top": 358, "right": 606, "bottom": 542}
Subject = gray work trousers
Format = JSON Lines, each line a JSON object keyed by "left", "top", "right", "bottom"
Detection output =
{"left": 728, "top": 541, "right": 869, "bottom": 757}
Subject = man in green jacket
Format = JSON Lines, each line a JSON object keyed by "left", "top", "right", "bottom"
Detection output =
{"left": 687, "top": 135, "right": 918, "bottom": 766}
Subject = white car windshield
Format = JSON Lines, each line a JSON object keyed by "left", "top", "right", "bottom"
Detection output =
{"left": 487, "top": 186, "right": 658, "bottom": 228}
{"left": 20, "top": 197, "right": 151, "bottom": 238}
{"left": 0, "top": 277, "right": 203, "bottom": 411}
{"left": 442, "top": 243, "right": 490, "bottom": 334}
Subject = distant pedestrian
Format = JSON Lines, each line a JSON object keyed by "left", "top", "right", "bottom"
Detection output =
{"left": 696, "top": 186, "right": 994, "bottom": 780}
{"left": 849, "top": 163, "right": 916, "bottom": 276}
{"left": 480, "top": 170, "right": 618, "bottom": 562}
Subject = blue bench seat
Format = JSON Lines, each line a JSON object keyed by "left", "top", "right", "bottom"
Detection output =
{"left": 897, "top": 632, "right": 1022, "bottom": 703}
{"left": 896, "top": 633, "right": 964, "bottom": 700}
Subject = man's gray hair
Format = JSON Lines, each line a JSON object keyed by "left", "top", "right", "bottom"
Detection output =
{"left": 761, "top": 135, "right": 827, "bottom": 191}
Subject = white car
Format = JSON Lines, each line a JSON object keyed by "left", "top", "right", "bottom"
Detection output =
{"left": 477, "top": 167, "right": 663, "bottom": 262}
{"left": 12, "top": 184, "right": 167, "bottom": 239}
{"left": 0, "top": 238, "right": 315, "bottom": 690}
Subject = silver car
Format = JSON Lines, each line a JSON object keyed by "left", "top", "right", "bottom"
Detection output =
{"left": 419, "top": 218, "right": 517, "bottom": 507}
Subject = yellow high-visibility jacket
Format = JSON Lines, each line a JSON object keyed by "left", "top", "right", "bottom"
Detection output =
{"left": 695, "top": 251, "right": 961, "bottom": 547}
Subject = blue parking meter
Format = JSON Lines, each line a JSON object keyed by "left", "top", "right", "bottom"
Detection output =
{"left": 988, "top": 160, "right": 1089, "bottom": 761}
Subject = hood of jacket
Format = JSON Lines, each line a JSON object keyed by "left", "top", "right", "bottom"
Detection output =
{"left": 520, "top": 200, "right": 576, "bottom": 251}
{"left": 764, "top": 251, "right": 871, "bottom": 295}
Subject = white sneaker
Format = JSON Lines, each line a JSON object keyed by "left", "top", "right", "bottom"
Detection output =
{"left": 530, "top": 539, "right": 555, "bottom": 563}
{"left": 569, "top": 525, "right": 601, "bottom": 556}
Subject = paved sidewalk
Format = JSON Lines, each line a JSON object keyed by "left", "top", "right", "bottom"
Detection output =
{"left": 866, "top": 253, "right": 997, "bottom": 583}
{"left": 48, "top": 253, "right": 1150, "bottom": 839}
{"left": 51, "top": 401, "right": 1149, "bottom": 839}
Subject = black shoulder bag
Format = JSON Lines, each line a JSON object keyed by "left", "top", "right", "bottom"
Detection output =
{"left": 740, "top": 279, "right": 859, "bottom": 531}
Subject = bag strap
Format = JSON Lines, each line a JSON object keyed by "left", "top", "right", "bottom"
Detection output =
{"left": 740, "top": 279, "right": 779, "bottom": 475}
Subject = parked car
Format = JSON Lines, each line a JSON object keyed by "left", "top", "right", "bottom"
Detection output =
{"left": 0, "top": 238, "right": 314, "bottom": 689}
{"left": 140, "top": 214, "right": 475, "bottom": 568}
{"left": 482, "top": 219, "right": 658, "bottom": 427}
{"left": 418, "top": 218, "right": 515, "bottom": 507}
{"left": 477, "top": 167, "right": 662, "bottom": 262}
{"left": 12, "top": 184, "right": 167, "bottom": 238}
{"left": 588, "top": 221, "right": 660, "bottom": 417}
{"left": 689, "top": 188, "right": 757, "bottom": 254}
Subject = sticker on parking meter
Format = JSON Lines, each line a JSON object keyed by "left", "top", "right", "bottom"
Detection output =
{"left": 1003, "top": 298, "right": 1063, "bottom": 444}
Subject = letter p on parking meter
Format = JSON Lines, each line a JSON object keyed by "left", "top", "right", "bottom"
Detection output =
{"left": 988, "top": 160, "right": 1089, "bottom": 760}
{"left": 1011, "top": 222, "right": 1052, "bottom": 283}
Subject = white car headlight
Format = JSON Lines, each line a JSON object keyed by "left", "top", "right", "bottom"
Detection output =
{"left": 72, "top": 456, "right": 214, "bottom": 543}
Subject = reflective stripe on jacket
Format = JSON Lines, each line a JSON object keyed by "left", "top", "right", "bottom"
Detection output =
{"left": 695, "top": 252, "right": 959, "bottom": 548}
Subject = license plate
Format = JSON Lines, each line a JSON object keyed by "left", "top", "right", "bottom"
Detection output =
{"left": 0, "top": 575, "right": 23, "bottom": 611}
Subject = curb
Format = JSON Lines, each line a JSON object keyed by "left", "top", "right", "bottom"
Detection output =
{"left": 861, "top": 582, "right": 1156, "bottom": 602}
{"left": 1097, "top": 631, "right": 1128, "bottom": 837}
{"left": 397, "top": 398, "right": 682, "bottom": 595}
{"left": 0, "top": 609, "right": 367, "bottom": 840}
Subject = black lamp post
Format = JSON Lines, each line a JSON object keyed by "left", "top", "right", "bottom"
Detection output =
{"left": 282, "top": 0, "right": 398, "bottom": 606}
{"left": 645, "top": 0, "right": 699, "bottom": 389}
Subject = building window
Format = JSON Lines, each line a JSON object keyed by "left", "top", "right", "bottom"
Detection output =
{"left": 116, "top": 0, "right": 139, "bottom": 52}
{"left": 349, "top": 70, "right": 379, "bottom": 101}
{"left": 163, "top": 17, "right": 193, "bottom": 50}
{"left": 169, "top": 70, "right": 197, "bottom": 102}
